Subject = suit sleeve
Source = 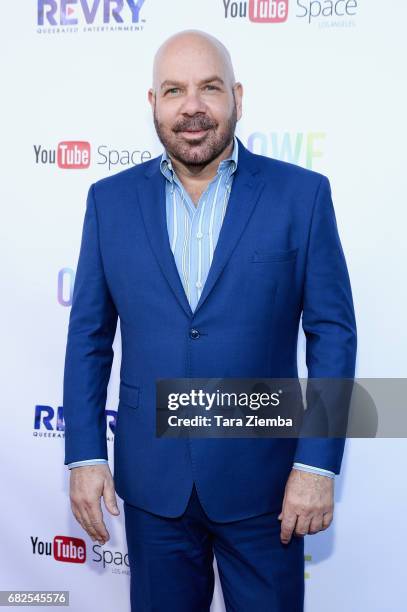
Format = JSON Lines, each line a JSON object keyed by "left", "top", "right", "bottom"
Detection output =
{"left": 293, "top": 176, "right": 357, "bottom": 474}
{"left": 63, "top": 183, "right": 118, "bottom": 465}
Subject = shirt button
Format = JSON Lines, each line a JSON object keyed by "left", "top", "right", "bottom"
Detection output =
{"left": 195, "top": 281, "right": 202, "bottom": 289}
{"left": 189, "top": 328, "right": 200, "bottom": 339}
{"left": 196, "top": 232, "right": 203, "bottom": 239}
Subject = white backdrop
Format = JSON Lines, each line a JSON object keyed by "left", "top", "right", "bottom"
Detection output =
{"left": 1, "top": 1, "right": 406, "bottom": 610}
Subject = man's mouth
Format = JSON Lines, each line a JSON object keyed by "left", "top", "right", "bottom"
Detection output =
{"left": 179, "top": 128, "right": 209, "bottom": 139}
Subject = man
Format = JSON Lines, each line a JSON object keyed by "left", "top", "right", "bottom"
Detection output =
{"left": 64, "top": 29, "right": 357, "bottom": 611}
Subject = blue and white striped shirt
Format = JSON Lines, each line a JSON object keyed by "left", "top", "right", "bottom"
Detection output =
{"left": 161, "top": 136, "right": 238, "bottom": 312}
{"left": 68, "top": 135, "right": 334, "bottom": 479}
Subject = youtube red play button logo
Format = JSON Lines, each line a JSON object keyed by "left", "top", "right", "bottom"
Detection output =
{"left": 57, "top": 141, "right": 91, "bottom": 169}
{"left": 53, "top": 535, "right": 86, "bottom": 563}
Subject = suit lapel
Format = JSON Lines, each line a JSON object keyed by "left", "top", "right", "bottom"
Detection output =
{"left": 136, "top": 137, "right": 265, "bottom": 319}
{"left": 194, "top": 146, "right": 265, "bottom": 315}
{"left": 136, "top": 165, "right": 194, "bottom": 318}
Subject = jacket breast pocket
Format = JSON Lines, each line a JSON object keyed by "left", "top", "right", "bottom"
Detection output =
{"left": 119, "top": 381, "right": 140, "bottom": 409}
{"left": 250, "top": 248, "right": 298, "bottom": 263}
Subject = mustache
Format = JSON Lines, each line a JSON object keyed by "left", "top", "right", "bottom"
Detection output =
{"left": 173, "top": 116, "right": 217, "bottom": 132}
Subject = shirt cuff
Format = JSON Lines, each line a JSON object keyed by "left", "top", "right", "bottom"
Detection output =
{"left": 292, "top": 462, "right": 335, "bottom": 478}
{"left": 67, "top": 459, "right": 108, "bottom": 470}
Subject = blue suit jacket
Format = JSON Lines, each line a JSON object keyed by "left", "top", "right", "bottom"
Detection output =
{"left": 63, "top": 136, "right": 357, "bottom": 521}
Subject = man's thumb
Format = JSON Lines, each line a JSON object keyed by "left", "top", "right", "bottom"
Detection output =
{"left": 103, "top": 484, "right": 120, "bottom": 515}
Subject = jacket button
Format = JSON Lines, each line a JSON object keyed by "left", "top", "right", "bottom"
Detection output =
{"left": 189, "top": 328, "right": 200, "bottom": 339}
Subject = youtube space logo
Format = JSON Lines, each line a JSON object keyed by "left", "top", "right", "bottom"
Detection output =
{"left": 31, "top": 535, "right": 86, "bottom": 563}
{"left": 250, "top": 0, "right": 288, "bottom": 22}
{"left": 223, "top": 0, "right": 289, "bottom": 22}
{"left": 54, "top": 535, "right": 86, "bottom": 563}
{"left": 34, "top": 139, "right": 152, "bottom": 171}
{"left": 33, "top": 141, "right": 91, "bottom": 169}
{"left": 57, "top": 141, "right": 90, "bottom": 168}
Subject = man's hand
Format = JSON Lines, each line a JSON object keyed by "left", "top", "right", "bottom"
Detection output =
{"left": 69, "top": 464, "right": 120, "bottom": 545}
{"left": 278, "top": 468, "right": 334, "bottom": 544}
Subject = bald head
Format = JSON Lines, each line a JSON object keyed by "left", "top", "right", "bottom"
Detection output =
{"left": 148, "top": 29, "right": 243, "bottom": 171}
{"left": 151, "top": 29, "right": 236, "bottom": 93}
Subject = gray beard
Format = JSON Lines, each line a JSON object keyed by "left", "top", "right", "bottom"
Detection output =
{"left": 153, "top": 101, "right": 237, "bottom": 170}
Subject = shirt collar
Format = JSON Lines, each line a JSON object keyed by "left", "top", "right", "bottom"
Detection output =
{"left": 160, "top": 134, "right": 239, "bottom": 183}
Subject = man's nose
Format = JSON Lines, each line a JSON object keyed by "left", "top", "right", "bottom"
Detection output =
{"left": 180, "top": 91, "right": 207, "bottom": 115}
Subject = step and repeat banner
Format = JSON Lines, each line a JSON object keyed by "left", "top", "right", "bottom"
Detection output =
{"left": 1, "top": 2, "right": 406, "bottom": 610}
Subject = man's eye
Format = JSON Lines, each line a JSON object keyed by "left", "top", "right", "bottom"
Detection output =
{"left": 166, "top": 88, "right": 180, "bottom": 95}
{"left": 204, "top": 85, "right": 218, "bottom": 91}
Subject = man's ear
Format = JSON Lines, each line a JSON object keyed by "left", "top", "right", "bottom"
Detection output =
{"left": 233, "top": 82, "right": 243, "bottom": 121}
{"left": 148, "top": 88, "right": 155, "bottom": 110}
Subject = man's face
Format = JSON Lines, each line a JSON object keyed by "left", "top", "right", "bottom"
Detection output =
{"left": 149, "top": 42, "right": 242, "bottom": 167}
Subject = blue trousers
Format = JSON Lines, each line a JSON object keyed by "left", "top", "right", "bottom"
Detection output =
{"left": 123, "top": 483, "right": 304, "bottom": 611}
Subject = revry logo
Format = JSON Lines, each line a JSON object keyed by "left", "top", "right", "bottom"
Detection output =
{"left": 57, "top": 141, "right": 90, "bottom": 169}
{"left": 35, "top": 405, "right": 65, "bottom": 432}
{"left": 34, "top": 405, "right": 117, "bottom": 434}
{"left": 37, "top": 0, "right": 146, "bottom": 25}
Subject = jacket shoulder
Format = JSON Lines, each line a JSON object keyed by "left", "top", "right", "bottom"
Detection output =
{"left": 250, "top": 150, "right": 329, "bottom": 187}
{"left": 91, "top": 156, "right": 159, "bottom": 197}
